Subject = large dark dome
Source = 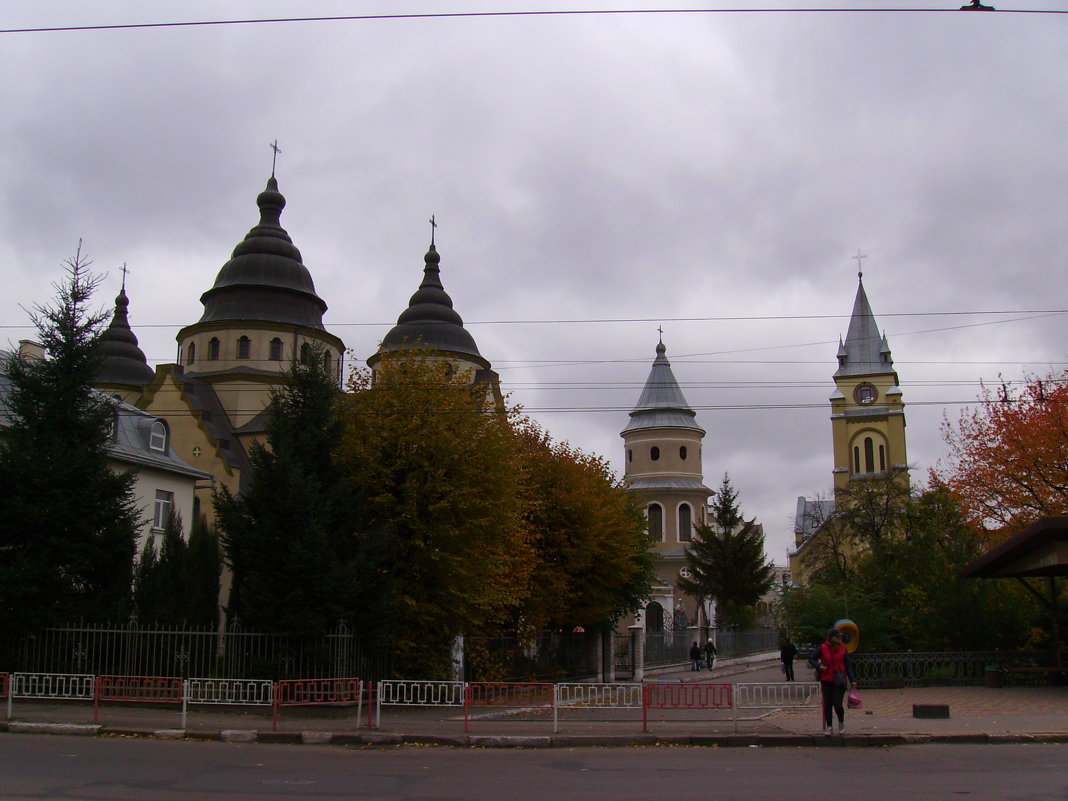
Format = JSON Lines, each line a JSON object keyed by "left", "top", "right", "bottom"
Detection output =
{"left": 96, "top": 286, "right": 155, "bottom": 387}
{"left": 378, "top": 242, "right": 485, "bottom": 364}
{"left": 197, "top": 177, "right": 328, "bottom": 329}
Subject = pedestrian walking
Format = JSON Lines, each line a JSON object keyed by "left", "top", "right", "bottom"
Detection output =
{"left": 689, "top": 641, "right": 702, "bottom": 671}
{"left": 817, "top": 628, "right": 856, "bottom": 734}
{"left": 780, "top": 637, "right": 798, "bottom": 681}
{"left": 704, "top": 637, "right": 717, "bottom": 671}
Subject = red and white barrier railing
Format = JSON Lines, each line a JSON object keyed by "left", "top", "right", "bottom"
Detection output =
{"left": 641, "top": 682, "right": 733, "bottom": 733}
{"left": 272, "top": 678, "right": 362, "bottom": 730}
{"left": 94, "top": 675, "right": 185, "bottom": 726}
{"left": 5, "top": 673, "right": 95, "bottom": 719}
{"left": 732, "top": 681, "right": 819, "bottom": 731}
{"left": 553, "top": 682, "right": 643, "bottom": 733}
{"left": 464, "top": 682, "right": 554, "bottom": 733}
{"left": 375, "top": 680, "right": 464, "bottom": 728}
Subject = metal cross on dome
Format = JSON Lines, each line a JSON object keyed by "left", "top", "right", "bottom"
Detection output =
{"left": 269, "top": 139, "right": 282, "bottom": 176}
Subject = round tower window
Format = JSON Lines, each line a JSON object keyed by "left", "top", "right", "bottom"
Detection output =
{"left": 680, "top": 445, "right": 688, "bottom": 460}
{"left": 855, "top": 383, "right": 877, "bottom": 405}
{"left": 651, "top": 446, "right": 660, "bottom": 461}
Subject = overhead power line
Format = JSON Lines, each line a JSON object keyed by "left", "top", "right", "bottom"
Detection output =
{"left": 2, "top": 5, "right": 1066, "bottom": 35}
{"left": 0, "top": 308, "right": 1064, "bottom": 330}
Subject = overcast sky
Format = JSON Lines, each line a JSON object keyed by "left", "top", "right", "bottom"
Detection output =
{"left": 3, "top": 1, "right": 1066, "bottom": 561}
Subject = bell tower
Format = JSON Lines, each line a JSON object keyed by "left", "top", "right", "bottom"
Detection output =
{"left": 621, "top": 339, "right": 713, "bottom": 631}
{"left": 830, "top": 272, "right": 908, "bottom": 494}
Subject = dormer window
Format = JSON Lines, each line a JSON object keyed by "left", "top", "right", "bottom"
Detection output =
{"left": 237, "top": 336, "right": 251, "bottom": 360}
{"left": 149, "top": 420, "right": 168, "bottom": 452}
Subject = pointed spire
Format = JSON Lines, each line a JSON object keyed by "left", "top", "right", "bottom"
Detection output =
{"left": 622, "top": 340, "right": 704, "bottom": 434}
{"left": 96, "top": 282, "right": 155, "bottom": 388}
{"left": 834, "top": 273, "right": 895, "bottom": 378}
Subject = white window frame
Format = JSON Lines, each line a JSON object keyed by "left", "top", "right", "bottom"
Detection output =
{"left": 149, "top": 420, "right": 168, "bottom": 452}
{"left": 153, "top": 489, "right": 174, "bottom": 531}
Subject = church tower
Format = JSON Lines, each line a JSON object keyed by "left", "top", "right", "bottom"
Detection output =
{"left": 368, "top": 231, "right": 502, "bottom": 403}
{"left": 621, "top": 339, "right": 713, "bottom": 631}
{"left": 829, "top": 272, "right": 908, "bottom": 494}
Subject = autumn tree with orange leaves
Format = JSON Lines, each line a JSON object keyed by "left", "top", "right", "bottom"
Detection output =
{"left": 934, "top": 370, "right": 1068, "bottom": 539}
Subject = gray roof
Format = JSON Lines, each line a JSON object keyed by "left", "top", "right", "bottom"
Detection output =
{"left": 376, "top": 242, "right": 488, "bottom": 367}
{"left": 794, "top": 496, "right": 835, "bottom": 540}
{"left": 108, "top": 399, "right": 212, "bottom": 481}
{"left": 621, "top": 342, "right": 704, "bottom": 435}
{"left": 628, "top": 478, "right": 713, "bottom": 493}
{"left": 834, "top": 277, "right": 895, "bottom": 378}
{"left": 0, "top": 355, "right": 208, "bottom": 481}
{"left": 197, "top": 176, "right": 330, "bottom": 330}
{"left": 96, "top": 286, "right": 155, "bottom": 388}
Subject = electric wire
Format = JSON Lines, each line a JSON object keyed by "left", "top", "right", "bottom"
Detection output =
{"left": 3, "top": 5, "right": 1067, "bottom": 36}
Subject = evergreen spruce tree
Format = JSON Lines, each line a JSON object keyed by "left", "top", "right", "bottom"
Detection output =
{"left": 0, "top": 246, "right": 140, "bottom": 632}
{"left": 676, "top": 475, "right": 774, "bottom": 628}
{"left": 132, "top": 511, "right": 219, "bottom": 627}
{"left": 216, "top": 345, "right": 363, "bottom": 635}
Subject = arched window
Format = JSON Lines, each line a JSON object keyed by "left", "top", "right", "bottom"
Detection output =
{"left": 186, "top": 343, "right": 195, "bottom": 365}
{"left": 879, "top": 444, "right": 886, "bottom": 472}
{"left": 678, "top": 504, "right": 692, "bottom": 542}
{"left": 864, "top": 437, "right": 875, "bottom": 473}
{"left": 645, "top": 602, "right": 664, "bottom": 633}
{"left": 149, "top": 420, "right": 168, "bottom": 452}
{"left": 650, "top": 446, "right": 660, "bottom": 461}
{"left": 208, "top": 337, "right": 220, "bottom": 361}
{"left": 647, "top": 503, "right": 664, "bottom": 541}
{"left": 679, "top": 445, "right": 688, "bottom": 460}
{"left": 853, "top": 446, "right": 861, "bottom": 474}
{"left": 627, "top": 449, "right": 633, "bottom": 463}
{"left": 324, "top": 351, "right": 331, "bottom": 373}
{"left": 237, "top": 336, "right": 251, "bottom": 360}
{"left": 300, "top": 343, "right": 311, "bottom": 364}
{"left": 269, "top": 338, "right": 283, "bottom": 361}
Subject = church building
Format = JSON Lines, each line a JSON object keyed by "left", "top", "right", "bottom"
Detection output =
{"left": 93, "top": 173, "right": 346, "bottom": 529}
{"left": 620, "top": 339, "right": 714, "bottom": 632}
{"left": 790, "top": 271, "right": 910, "bottom": 584}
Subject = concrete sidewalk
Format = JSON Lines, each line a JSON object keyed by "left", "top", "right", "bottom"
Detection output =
{"left": 3, "top": 659, "right": 1066, "bottom": 749}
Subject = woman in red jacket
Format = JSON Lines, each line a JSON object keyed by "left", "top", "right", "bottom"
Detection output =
{"left": 818, "top": 628, "right": 857, "bottom": 734}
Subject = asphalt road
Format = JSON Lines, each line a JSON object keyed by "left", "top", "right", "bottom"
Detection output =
{"left": 1, "top": 734, "right": 1065, "bottom": 801}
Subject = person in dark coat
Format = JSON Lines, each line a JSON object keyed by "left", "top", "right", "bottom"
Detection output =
{"left": 704, "top": 637, "right": 717, "bottom": 671}
{"left": 689, "top": 641, "right": 702, "bottom": 671}
{"left": 780, "top": 638, "right": 798, "bottom": 681}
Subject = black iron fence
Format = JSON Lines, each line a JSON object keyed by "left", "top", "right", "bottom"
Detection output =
{"left": 0, "top": 622, "right": 391, "bottom": 681}
{"left": 465, "top": 632, "right": 600, "bottom": 682}
{"left": 851, "top": 650, "right": 1051, "bottom": 687}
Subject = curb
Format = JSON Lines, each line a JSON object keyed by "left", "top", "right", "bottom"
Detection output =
{"left": 4, "top": 724, "right": 1068, "bottom": 749}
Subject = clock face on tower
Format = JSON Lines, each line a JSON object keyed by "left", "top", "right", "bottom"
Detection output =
{"left": 855, "top": 383, "right": 877, "bottom": 405}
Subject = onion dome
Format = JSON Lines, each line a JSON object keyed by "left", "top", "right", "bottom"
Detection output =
{"left": 197, "top": 177, "right": 328, "bottom": 329}
{"left": 377, "top": 242, "right": 487, "bottom": 365}
{"left": 96, "top": 286, "right": 155, "bottom": 387}
{"left": 622, "top": 341, "right": 704, "bottom": 434}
